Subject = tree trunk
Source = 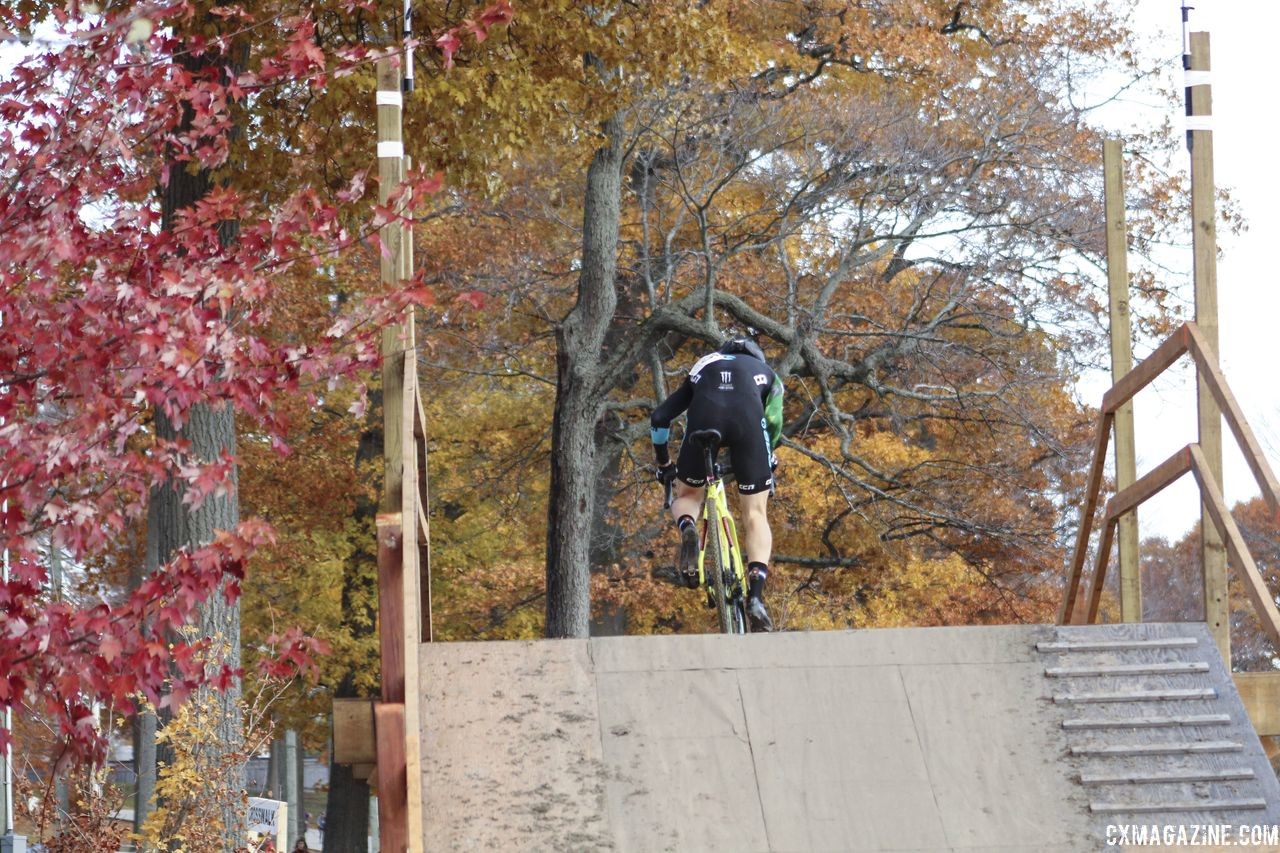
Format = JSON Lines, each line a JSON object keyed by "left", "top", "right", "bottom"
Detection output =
{"left": 150, "top": 402, "right": 243, "bottom": 842}
{"left": 545, "top": 111, "right": 624, "bottom": 638}
{"left": 322, "top": 756, "right": 370, "bottom": 853}
{"left": 140, "top": 34, "right": 248, "bottom": 845}
{"left": 324, "top": 406, "right": 381, "bottom": 850}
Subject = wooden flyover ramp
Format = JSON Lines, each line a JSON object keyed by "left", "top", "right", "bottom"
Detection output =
{"left": 417, "top": 622, "right": 1280, "bottom": 851}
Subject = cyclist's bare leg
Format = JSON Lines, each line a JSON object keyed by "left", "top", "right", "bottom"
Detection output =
{"left": 671, "top": 480, "right": 706, "bottom": 582}
{"left": 738, "top": 492, "right": 771, "bottom": 566}
{"left": 670, "top": 480, "right": 705, "bottom": 526}
{"left": 739, "top": 491, "right": 774, "bottom": 630}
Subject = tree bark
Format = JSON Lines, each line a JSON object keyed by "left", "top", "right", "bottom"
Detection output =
{"left": 321, "top": 748, "right": 370, "bottom": 853}
{"left": 323, "top": 403, "right": 380, "bottom": 850}
{"left": 545, "top": 111, "right": 625, "bottom": 638}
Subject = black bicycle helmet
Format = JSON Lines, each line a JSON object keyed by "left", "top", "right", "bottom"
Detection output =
{"left": 719, "top": 332, "right": 766, "bottom": 364}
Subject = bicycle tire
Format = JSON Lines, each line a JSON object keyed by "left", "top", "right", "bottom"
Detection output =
{"left": 705, "top": 496, "right": 734, "bottom": 634}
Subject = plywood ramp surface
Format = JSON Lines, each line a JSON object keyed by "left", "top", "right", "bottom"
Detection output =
{"left": 419, "top": 624, "right": 1280, "bottom": 852}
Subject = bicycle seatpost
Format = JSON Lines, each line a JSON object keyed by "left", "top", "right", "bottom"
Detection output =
{"left": 688, "top": 428, "right": 722, "bottom": 482}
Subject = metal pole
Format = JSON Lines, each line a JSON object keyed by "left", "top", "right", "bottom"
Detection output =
{"left": 1185, "top": 29, "right": 1228, "bottom": 663}
{"left": 1103, "top": 139, "right": 1141, "bottom": 621}
{"left": 0, "top": 307, "right": 23, "bottom": 853}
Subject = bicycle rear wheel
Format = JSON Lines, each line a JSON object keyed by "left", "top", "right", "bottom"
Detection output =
{"left": 705, "top": 497, "right": 734, "bottom": 634}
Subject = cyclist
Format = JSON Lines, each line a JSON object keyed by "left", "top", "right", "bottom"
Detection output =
{"left": 651, "top": 334, "right": 784, "bottom": 632}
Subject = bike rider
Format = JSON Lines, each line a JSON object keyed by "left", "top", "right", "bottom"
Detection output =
{"left": 651, "top": 333, "right": 784, "bottom": 632}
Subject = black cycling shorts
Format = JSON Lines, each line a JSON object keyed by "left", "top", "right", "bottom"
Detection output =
{"left": 675, "top": 413, "right": 773, "bottom": 495}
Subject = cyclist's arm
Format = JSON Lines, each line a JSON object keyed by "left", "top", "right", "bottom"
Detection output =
{"left": 650, "top": 380, "right": 693, "bottom": 466}
{"left": 763, "top": 373, "right": 783, "bottom": 452}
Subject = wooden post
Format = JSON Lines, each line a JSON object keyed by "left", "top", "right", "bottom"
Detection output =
{"left": 375, "top": 55, "right": 424, "bottom": 853}
{"left": 1103, "top": 139, "right": 1140, "bottom": 621}
{"left": 1186, "top": 32, "right": 1228, "bottom": 663}
{"left": 378, "top": 57, "right": 412, "bottom": 516}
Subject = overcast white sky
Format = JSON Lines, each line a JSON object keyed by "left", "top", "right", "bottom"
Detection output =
{"left": 1079, "top": 1, "right": 1280, "bottom": 542}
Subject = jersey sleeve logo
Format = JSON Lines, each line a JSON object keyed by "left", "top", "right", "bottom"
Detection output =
{"left": 753, "top": 373, "right": 768, "bottom": 386}
{"left": 689, "top": 352, "right": 728, "bottom": 382}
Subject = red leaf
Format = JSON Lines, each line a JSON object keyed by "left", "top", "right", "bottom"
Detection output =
{"left": 455, "top": 291, "right": 487, "bottom": 311}
{"left": 99, "top": 635, "right": 122, "bottom": 663}
{"left": 436, "top": 31, "right": 461, "bottom": 69}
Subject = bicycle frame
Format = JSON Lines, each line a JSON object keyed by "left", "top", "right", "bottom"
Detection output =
{"left": 692, "top": 430, "right": 749, "bottom": 634}
{"left": 659, "top": 429, "right": 750, "bottom": 633}
{"left": 696, "top": 477, "right": 749, "bottom": 602}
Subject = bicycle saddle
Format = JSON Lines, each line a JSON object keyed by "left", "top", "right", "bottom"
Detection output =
{"left": 688, "top": 428, "right": 722, "bottom": 449}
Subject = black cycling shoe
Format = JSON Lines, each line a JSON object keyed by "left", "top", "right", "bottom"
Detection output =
{"left": 678, "top": 525, "right": 699, "bottom": 587}
{"left": 747, "top": 596, "right": 773, "bottom": 632}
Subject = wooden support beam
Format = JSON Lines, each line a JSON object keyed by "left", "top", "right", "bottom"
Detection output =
{"left": 1188, "top": 445, "right": 1280, "bottom": 652}
{"left": 1059, "top": 412, "right": 1113, "bottom": 624}
{"left": 1100, "top": 325, "right": 1189, "bottom": 414}
{"left": 375, "top": 702, "right": 409, "bottom": 853}
{"left": 1233, "top": 672, "right": 1280, "bottom": 737}
{"left": 1185, "top": 323, "right": 1280, "bottom": 513}
{"left": 1103, "top": 446, "right": 1193, "bottom": 524}
{"left": 377, "top": 514, "right": 406, "bottom": 703}
{"left": 1103, "top": 138, "right": 1140, "bottom": 621}
{"left": 1084, "top": 516, "right": 1116, "bottom": 625}
{"left": 332, "top": 698, "right": 376, "bottom": 766}
{"left": 1187, "top": 31, "right": 1228, "bottom": 665}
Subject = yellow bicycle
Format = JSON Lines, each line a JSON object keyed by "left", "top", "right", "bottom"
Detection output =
{"left": 663, "top": 428, "right": 750, "bottom": 634}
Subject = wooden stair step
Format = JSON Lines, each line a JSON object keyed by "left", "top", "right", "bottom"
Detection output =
{"left": 1070, "top": 740, "right": 1243, "bottom": 757}
{"left": 1037, "top": 638, "right": 1199, "bottom": 653}
{"left": 1062, "top": 713, "right": 1232, "bottom": 730}
{"left": 1090, "top": 798, "right": 1267, "bottom": 814}
{"left": 1046, "top": 662, "right": 1210, "bottom": 678}
{"left": 1081, "top": 768, "right": 1255, "bottom": 785}
{"left": 1053, "top": 688, "right": 1217, "bottom": 704}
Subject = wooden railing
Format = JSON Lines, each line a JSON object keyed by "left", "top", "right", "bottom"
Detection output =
{"left": 1058, "top": 322, "right": 1280, "bottom": 655}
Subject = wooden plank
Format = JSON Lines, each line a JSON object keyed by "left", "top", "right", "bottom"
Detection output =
{"left": 1070, "top": 740, "right": 1242, "bottom": 757}
{"left": 1053, "top": 688, "right": 1216, "bottom": 704}
{"left": 1103, "top": 138, "right": 1141, "bottom": 622}
{"left": 1233, "top": 672, "right": 1280, "bottom": 737}
{"left": 1081, "top": 768, "right": 1253, "bottom": 785}
{"left": 377, "top": 514, "right": 405, "bottom": 703}
{"left": 1046, "top": 662, "right": 1210, "bottom": 678}
{"left": 1189, "top": 445, "right": 1280, "bottom": 652}
{"left": 378, "top": 57, "right": 408, "bottom": 517}
{"left": 420, "top": 640, "right": 612, "bottom": 851}
{"left": 1084, "top": 516, "right": 1116, "bottom": 624}
{"left": 352, "top": 763, "right": 375, "bottom": 782}
{"left": 395, "top": 355, "right": 425, "bottom": 852}
{"left": 332, "top": 698, "right": 376, "bottom": 765}
{"left": 1061, "top": 714, "right": 1230, "bottom": 730}
{"left": 1036, "top": 637, "right": 1197, "bottom": 653}
{"left": 1100, "top": 325, "right": 1189, "bottom": 414}
{"left": 375, "top": 702, "right": 409, "bottom": 853}
{"left": 1102, "top": 446, "right": 1193, "bottom": 524}
{"left": 1187, "top": 31, "right": 1229, "bottom": 669}
{"left": 1090, "top": 798, "right": 1266, "bottom": 814}
{"left": 1059, "top": 412, "right": 1113, "bottom": 624}
{"left": 1186, "top": 322, "right": 1280, "bottom": 513}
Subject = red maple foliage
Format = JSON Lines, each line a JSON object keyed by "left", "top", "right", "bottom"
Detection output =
{"left": 0, "top": 1, "right": 511, "bottom": 762}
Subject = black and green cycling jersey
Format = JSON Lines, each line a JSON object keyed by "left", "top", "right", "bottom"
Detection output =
{"left": 650, "top": 350, "right": 783, "bottom": 493}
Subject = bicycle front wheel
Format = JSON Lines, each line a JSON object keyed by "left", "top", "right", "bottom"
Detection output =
{"left": 705, "top": 497, "right": 734, "bottom": 634}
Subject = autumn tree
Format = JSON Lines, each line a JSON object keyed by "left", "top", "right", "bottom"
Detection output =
{"left": 1137, "top": 500, "right": 1280, "bottom": 672}
{"left": 0, "top": 0, "right": 453, "bottom": 817}
{"left": 401, "top": 0, "right": 1187, "bottom": 636}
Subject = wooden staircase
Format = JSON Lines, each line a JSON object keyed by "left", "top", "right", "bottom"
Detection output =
{"left": 1039, "top": 623, "right": 1280, "bottom": 824}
